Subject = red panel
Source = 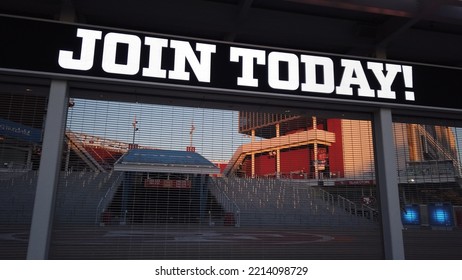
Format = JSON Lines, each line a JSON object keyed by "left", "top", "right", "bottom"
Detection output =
{"left": 327, "top": 119, "right": 344, "bottom": 178}
{"left": 280, "top": 148, "right": 309, "bottom": 176}
{"left": 241, "top": 158, "right": 252, "bottom": 177}
{"left": 217, "top": 163, "right": 227, "bottom": 173}
{"left": 255, "top": 154, "right": 276, "bottom": 176}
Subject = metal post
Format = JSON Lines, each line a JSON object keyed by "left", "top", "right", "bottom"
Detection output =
{"left": 275, "top": 123, "right": 281, "bottom": 178}
{"left": 132, "top": 115, "right": 138, "bottom": 146}
{"left": 27, "top": 80, "right": 69, "bottom": 259}
{"left": 373, "top": 108, "right": 405, "bottom": 259}
{"left": 64, "top": 138, "right": 71, "bottom": 172}
{"left": 313, "top": 116, "right": 318, "bottom": 180}
{"left": 251, "top": 129, "right": 255, "bottom": 178}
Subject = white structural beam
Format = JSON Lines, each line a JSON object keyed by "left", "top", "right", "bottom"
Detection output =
{"left": 27, "top": 80, "right": 69, "bottom": 259}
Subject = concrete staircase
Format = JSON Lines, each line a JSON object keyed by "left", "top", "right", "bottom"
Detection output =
{"left": 210, "top": 177, "right": 377, "bottom": 227}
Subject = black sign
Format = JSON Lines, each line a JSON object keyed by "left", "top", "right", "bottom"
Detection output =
{"left": 1, "top": 15, "right": 461, "bottom": 111}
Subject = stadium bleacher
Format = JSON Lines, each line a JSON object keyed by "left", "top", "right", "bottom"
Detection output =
{"left": 209, "top": 177, "right": 378, "bottom": 227}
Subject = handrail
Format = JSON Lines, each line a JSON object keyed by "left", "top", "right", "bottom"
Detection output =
{"left": 360, "top": 203, "right": 378, "bottom": 221}
{"left": 66, "top": 131, "right": 106, "bottom": 172}
{"left": 337, "top": 194, "right": 378, "bottom": 221}
{"left": 210, "top": 177, "right": 241, "bottom": 227}
{"left": 317, "top": 187, "right": 335, "bottom": 206}
{"left": 337, "top": 195, "right": 357, "bottom": 216}
{"left": 95, "top": 171, "right": 124, "bottom": 225}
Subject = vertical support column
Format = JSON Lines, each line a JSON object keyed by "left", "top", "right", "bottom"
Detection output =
{"left": 276, "top": 149, "right": 281, "bottom": 179}
{"left": 313, "top": 116, "right": 318, "bottom": 180}
{"left": 27, "top": 80, "right": 69, "bottom": 259}
{"left": 373, "top": 108, "right": 405, "bottom": 259}
{"left": 251, "top": 129, "right": 255, "bottom": 178}
{"left": 275, "top": 123, "right": 280, "bottom": 178}
{"left": 408, "top": 124, "right": 421, "bottom": 161}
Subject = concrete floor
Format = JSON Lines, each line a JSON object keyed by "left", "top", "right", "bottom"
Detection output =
{"left": 1, "top": 224, "right": 461, "bottom": 260}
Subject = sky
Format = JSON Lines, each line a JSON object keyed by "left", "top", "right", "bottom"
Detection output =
{"left": 66, "top": 98, "right": 254, "bottom": 161}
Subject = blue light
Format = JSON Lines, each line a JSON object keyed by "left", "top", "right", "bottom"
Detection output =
{"left": 401, "top": 205, "right": 420, "bottom": 225}
{"left": 433, "top": 209, "right": 449, "bottom": 224}
{"left": 428, "top": 203, "right": 454, "bottom": 227}
{"left": 403, "top": 209, "right": 418, "bottom": 222}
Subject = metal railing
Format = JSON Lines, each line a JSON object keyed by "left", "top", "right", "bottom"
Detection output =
{"left": 95, "top": 171, "right": 124, "bottom": 225}
{"left": 337, "top": 195, "right": 357, "bottom": 216}
{"left": 313, "top": 185, "right": 378, "bottom": 222}
{"left": 210, "top": 177, "right": 241, "bottom": 227}
{"left": 337, "top": 194, "right": 378, "bottom": 221}
{"left": 317, "top": 187, "right": 335, "bottom": 206}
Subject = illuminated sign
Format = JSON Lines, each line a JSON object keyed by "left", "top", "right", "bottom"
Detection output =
{"left": 57, "top": 28, "right": 413, "bottom": 102}
{"left": 1, "top": 15, "right": 462, "bottom": 110}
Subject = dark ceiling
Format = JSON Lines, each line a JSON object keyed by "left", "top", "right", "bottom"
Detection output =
{"left": 1, "top": 0, "right": 462, "bottom": 67}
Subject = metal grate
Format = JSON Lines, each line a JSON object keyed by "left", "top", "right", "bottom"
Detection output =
{"left": 393, "top": 119, "right": 462, "bottom": 259}
{"left": 0, "top": 89, "right": 47, "bottom": 259}
{"left": 46, "top": 96, "right": 383, "bottom": 259}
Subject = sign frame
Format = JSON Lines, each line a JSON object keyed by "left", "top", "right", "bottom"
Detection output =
{"left": 1, "top": 14, "right": 462, "bottom": 116}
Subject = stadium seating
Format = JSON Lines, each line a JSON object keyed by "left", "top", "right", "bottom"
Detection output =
{"left": 0, "top": 171, "right": 37, "bottom": 224}
{"left": 0, "top": 170, "right": 123, "bottom": 224}
{"left": 209, "top": 177, "right": 378, "bottom": 227}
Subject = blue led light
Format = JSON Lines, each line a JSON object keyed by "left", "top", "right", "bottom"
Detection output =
{"left": 428, "top": 203, "right": 454, "bottom": 227}
{"left": 401, "top": 205, "right": 420, "bottom": 225}
{"left": 403, "top": 209, "right": 418, "bottom": 223}
{"left": 432, "top": 209, "right": 449, "bottom": 224}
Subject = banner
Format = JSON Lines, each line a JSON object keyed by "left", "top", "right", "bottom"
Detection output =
{"left": 1, "top": 15, "right": 462, "bottom": 111}
{"left": 144, "top": 178, "right": 192, "bottom": 189}
{"left": 0, "top": 118, "right": 42, "bottom": 143}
